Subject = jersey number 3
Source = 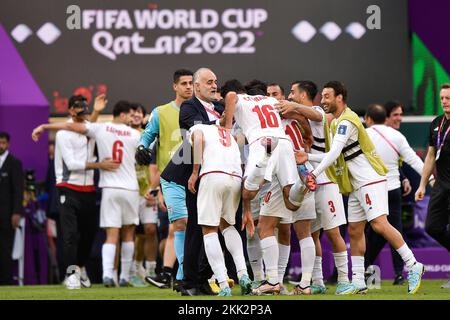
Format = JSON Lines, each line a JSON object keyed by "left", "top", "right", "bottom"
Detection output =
{"left": 112, "top": 140, "right": 124, "bottom": 163}
{"left": 252, "top": 105, "right": 279, "bottom": 129}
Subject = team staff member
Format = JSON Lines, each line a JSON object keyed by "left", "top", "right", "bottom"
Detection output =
{"left": 0, "top": 132, "right": 24, "bottom": 285}
{"left": 416, "top": 83, "right": 450, "bottom": 289}
{"left": 54, "top": 94, "right": 116, "bottom": 289}
{"left": 161, "top": 68, "right": 224, "bottom": 296}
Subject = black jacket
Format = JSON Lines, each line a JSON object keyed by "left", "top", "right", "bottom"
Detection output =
{"left": 0, "top": 153, "right": 24, "bottom": 219}
{"left": 161, "top": 97, "right": 224, "bottom": 186}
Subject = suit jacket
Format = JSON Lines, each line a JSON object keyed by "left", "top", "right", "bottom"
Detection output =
{"left": 0, "top": 153, "right": 24, "bottom": 219}
{"left": 161, "top": 97, "right": 224, "bottom": 186}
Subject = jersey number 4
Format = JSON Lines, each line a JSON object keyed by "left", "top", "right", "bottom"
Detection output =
{"left": 252, "top": 105, "right": 279, "bottom": 128}
{"left": 112, "top": 140, "right": 124, "bottom": 163}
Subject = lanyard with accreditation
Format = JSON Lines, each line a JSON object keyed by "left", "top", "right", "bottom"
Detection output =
{"left": 436, "top": 116, "right": 450, "bottom": 161}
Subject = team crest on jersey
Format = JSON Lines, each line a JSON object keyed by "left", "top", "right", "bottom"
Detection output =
{"left": 337, "top": 125, "right": 347, "bottom": 135}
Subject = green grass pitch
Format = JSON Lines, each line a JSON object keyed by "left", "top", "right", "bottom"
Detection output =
{"left": 0, "top": 280, "right": 448, "bottom": 300}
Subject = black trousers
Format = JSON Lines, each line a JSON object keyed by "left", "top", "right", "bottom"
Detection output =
{"left": 57, "top": 187, "right": 98, "bottom": 272}
{"left": 365, "top": 188, "right": 404, "bottom": 275}
{"left": 425, "top": 182, "right": 450, "bottom": 251}
{"left": 183, "top": 182, "right": 213, "bottom": 289}
{"left": 0, "top": 215, "right": 14, "bottom": 285}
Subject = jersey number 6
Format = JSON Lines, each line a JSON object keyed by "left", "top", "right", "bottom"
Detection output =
{"left": 112, "top": 140, "right": 124, "bottom": 163}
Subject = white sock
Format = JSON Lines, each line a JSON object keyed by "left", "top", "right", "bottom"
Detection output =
{"left": 247, "top": 231, "right": 265, "bottom": 281}
{"left": 299, "top": 237, "right": 315, "bottom": 288}
{"left": 278, "top": 244, "right": 290, "bottom": 284}
{"left": 333, "top": 251, "right": 349, "bottom": 283}
{"left": 130, "top": 260, "right": 137, "bottom": 277}
{"left": 120, "top": 241, "right": 134, "bottom": 282}
{"left": 203, "top": 233, "right": 228, "bottom": 285}
{"left": 351, "top": 256, "right": 365, "bottom": 284}
{"left": 396, "top": 243, "right": 417, "bottom": 270}
{"left": 222, "top": 226, "right": 248, "bottom": 279}
{"left": 289, "top": 179, "right": 305, "bottom": 206}
{"left": 260, "top": 236, "right": 279, "bottom": 284}
{"left": 312, "top": 256, "right": 325, "bottom": 286}
{"left": 145, "top": 261, "right": 157, "bottom": 275}
{"left": 102, "top": 243, "right": 116, "bottom": 279}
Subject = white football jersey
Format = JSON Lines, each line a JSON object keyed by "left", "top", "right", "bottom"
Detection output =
{"left": 234, "top": 94, "right": 287, "bottom": 144}
{"left": 188, "top": 124, "right": 242, "bottom": 178}
{"left": 282, "top": 118, "right": 306, "bottom": 152}
{"left": 85, "top": 122, "right": 140, "bottom": 190}
{"left": 308, "top": 106, "right": 332, "bottom": 184}
{"left": 332, "top": 119, "right": 385, "bottom": 190}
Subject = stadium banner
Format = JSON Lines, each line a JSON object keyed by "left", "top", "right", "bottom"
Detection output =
{"left": 0, "top": 0, "right": 410, "bottom": 115}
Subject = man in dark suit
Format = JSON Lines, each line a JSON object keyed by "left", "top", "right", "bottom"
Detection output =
{"left": 0, "top": 132, "right": 24, "bottom": 285}
{"left": 160, "top": 68, "right": 224, "bottom": 295}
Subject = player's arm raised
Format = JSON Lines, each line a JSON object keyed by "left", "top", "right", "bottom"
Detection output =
{"left": 224, "top": 91, "right": 238, "bottom": 129}
{"left": 89, "top": 94, "right": 108, "bottom": 123}
{"left": 276, "top": 100, "right": 322, "bottom": 122}
{"left": 32, "top": 122, "right": 87, "bottom": 141}
{"left": 188, "top": 129, "right": 204, "bottom": 194}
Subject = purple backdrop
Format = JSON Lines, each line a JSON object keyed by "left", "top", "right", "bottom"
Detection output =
{"left": 409, "top": 0, "right": 450, "bottom": 73}
{"left": 0, "top": 23, "right": 49, "bottom": 181}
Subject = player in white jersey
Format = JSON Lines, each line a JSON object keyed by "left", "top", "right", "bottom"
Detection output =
{"left": 258, "top": 112, "right": 318, "bottom": 295}
{"left": 186, "top": 122, "right": 252, "bottom": 296}
{"left": 277, "top": 81, "right": 353, "bottom": 295}
{"left": 222, "top": 79, "right": 310, "bottom": 295}
{"left": 32, "top": 99, "right": 142, "bottom": 288}
{"left": 295, "top": 81, "right": 425, "bottom": 295}
{"left": 365, "top": 104, "right": 434, "bottom": 283}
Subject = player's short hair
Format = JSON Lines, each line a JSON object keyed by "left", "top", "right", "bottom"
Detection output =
{"left": 220, "top": 79, "right": 246, "bottom": 97}
{"left": 323, "top": 81, "right": 347, "bottom": 102}
{"left": 130, "top": 102, "right": 146, "bottom": 117}
{"left": 112, "top": 100, "right": 131, "bottom": 117}
{"left": 268, "top": 83, "right": 285, "bottom": 95}
{"left": 68, "top": 95, "right": 87, "bottom": 109}
{"left": 441, "top": 83, "right": 450, "bottom": 90}
{"left": 0, "top": 132, "right": 10, "bottom": 142}
{"left": 365, "top": 104, "right": 386, "bottom": 124}
{"left": 173, "top": 69, "right": 193, "bottom": 84}
{"left": 245, "top": 79, "right": 267, "bottom": 96}
{"left": 384, "top": 100, "right": 403, "bottom": 117}
{"left": 292, "top": 80, "right": 318, "bottom": 101}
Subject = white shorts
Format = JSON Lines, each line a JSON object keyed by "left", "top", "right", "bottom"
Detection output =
{"left": 197, "top": 173, "right": 242, "bottom": 227}
{"left": 100, "top": 188, "right": 139, "bottom": 228}
{"left": 348, "top": 180, "right": 389, "bottom": 223}
{"left": 245, "top": 138, "right": 298, "bottom": 191}
{"left": 138, "top": 196, "right": 158, "bottom": 224}
{"left": 311, "top": 183, "right": 347, "bottom": 233}
{"left": 292, "top": 191, "right": 316, "bottom": 223}
{"left": 259, "top": 177, "right": 293, "bottom": 224}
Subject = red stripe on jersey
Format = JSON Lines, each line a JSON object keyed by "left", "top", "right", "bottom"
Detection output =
{"left": 199, "top": 171, "right": 242, "bottom": 179}
{"left": 361, "top": 179, "right": 387, "bottom": 188}
{"left": 56, "top": 182, "right": 96, "bottom": 192}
